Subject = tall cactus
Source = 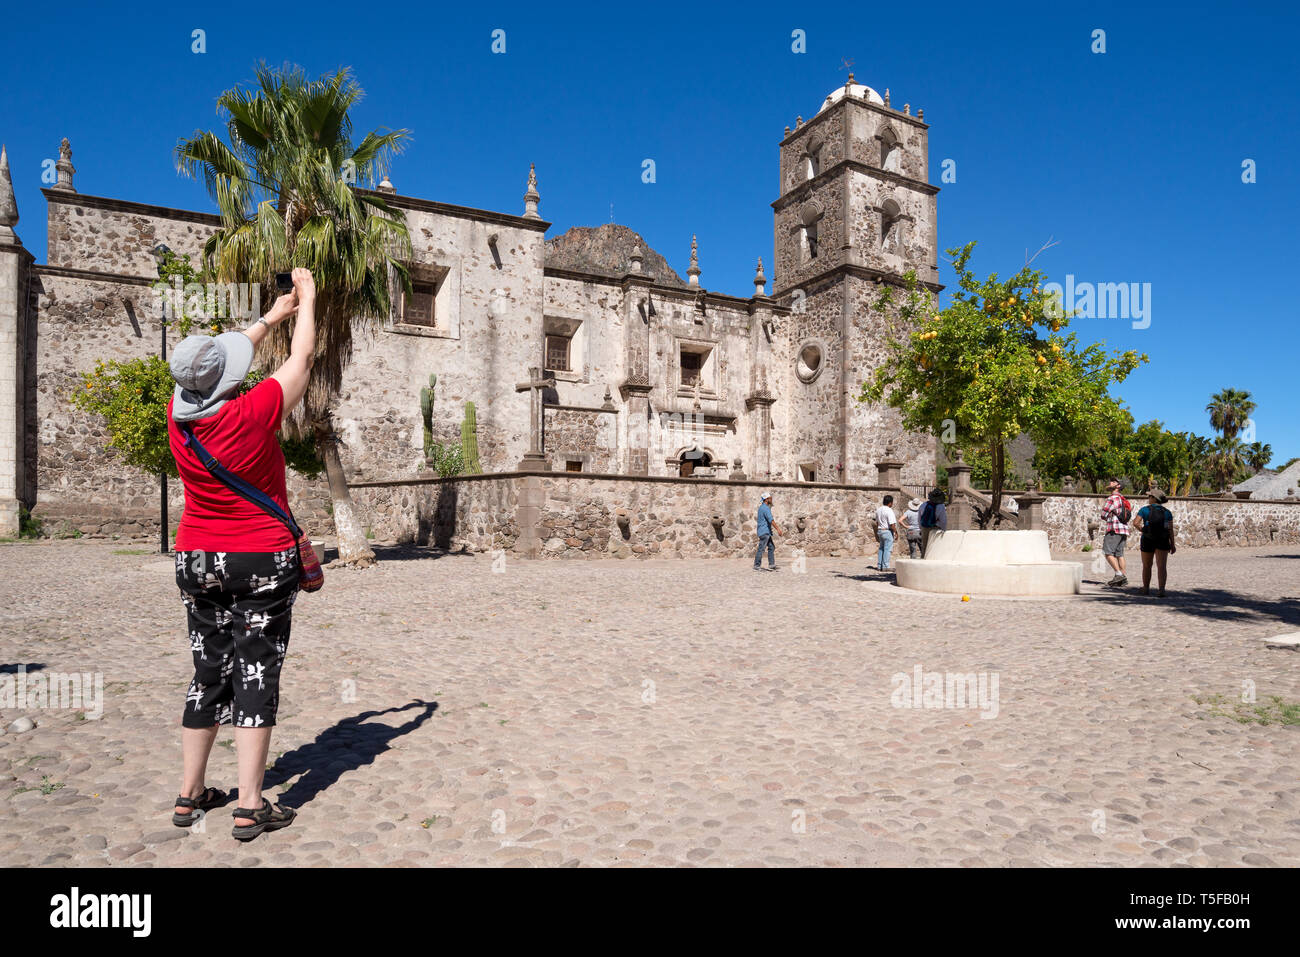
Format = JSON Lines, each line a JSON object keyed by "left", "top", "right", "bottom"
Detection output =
{"left": 420, "top": 373, "right": 436, "bottom": 461}
{"left": 461, "top": 401, "right": 481, "bottom": 474}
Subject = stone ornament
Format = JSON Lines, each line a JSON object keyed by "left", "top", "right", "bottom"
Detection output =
{"left": 0, "top": 145, "right": 18, "bottom": 229}
{"left": 796, "top": 339, "right": 828, "bottom": 384}
{"left": 523, "top": 163, "right": 541, "bottom": 219}
{"left": 53, "top": 137, "right": 76, "bottom": 192}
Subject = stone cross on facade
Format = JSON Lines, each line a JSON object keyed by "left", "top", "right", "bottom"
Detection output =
{"left": 515, "top": 366, "right": 555, "bottom": 471}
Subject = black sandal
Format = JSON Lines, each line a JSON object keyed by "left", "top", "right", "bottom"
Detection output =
{"left": 172, "top": 786, "right": 228, "bottom": 827}
{"left": 231, "top": 797, "right": 296, "bottom": 841}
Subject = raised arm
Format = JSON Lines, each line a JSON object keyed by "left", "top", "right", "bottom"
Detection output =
{"left": 270, "top": 268, "right": 316, "bottom": 425}
{"left": 243, "top": 286, "right": 297, "bottom": 350}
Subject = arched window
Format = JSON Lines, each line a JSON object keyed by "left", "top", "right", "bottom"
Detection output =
{"left": 804, "top": 148, "right": 821, "bottom": 180}
{"left": 679, "top": 447, "right": 713, "bottom": 477}
{"left": 803, "top": 221, "right": 819, "bottom": 260}
{"left": 880, "top": 199, "right": 902, "bottom": 253}
{"left": 880, "top": 127, "right": 902, "bottom": 173}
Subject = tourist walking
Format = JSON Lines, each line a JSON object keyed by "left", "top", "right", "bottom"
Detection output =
{"left": 754, "top": 491, "right": 782, "bottom": 571}
{"left": 166, "top": 267, "right": 317, "bottom": 841}
{"left": 902, "top": 497, "right": 924, "bottom": 558}
{"left": 919, "top": 488, "right": 948, "bottom": 556}
{"left": 875, "top": 494, "right": 900, "bottom": 571}
{"left": 1100, "top": 477, "right": 1132, "bottom": 587}
{"left": 1131, "top": 488, "right": 1177, "bottom": 597}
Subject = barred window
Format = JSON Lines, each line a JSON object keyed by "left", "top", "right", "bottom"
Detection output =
{"left": 403, "top": 281, "right": 437, "bottom": 326}
{"left": 545, "top": 334, "right": 571, "bottom": 372}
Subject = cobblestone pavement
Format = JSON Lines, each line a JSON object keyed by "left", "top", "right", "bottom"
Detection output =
{"left": 1, "top": 539, "right": 1298, "bottom": 868}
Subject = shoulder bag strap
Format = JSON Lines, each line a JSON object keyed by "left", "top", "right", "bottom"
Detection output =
{"left": 180, "top": 424, "right": 303, "bottom": 540}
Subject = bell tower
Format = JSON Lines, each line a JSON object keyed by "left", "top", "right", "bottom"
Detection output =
{"left": 771, "top": 75, "right": 940, "bottom": 485}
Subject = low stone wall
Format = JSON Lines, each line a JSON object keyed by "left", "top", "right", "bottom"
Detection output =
{"left": 351, "top": 472, "right": 896, "bottom": 559}
{"left": 38, "top": 472, "right": 1300, "bottom": 555}
{"left": 1040, "top": 492, "right": 1300, "bottom": 549}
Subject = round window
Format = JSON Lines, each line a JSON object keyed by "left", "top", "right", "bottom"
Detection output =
{"left": 796, "top": 342, "right": 824, "bottom": 383}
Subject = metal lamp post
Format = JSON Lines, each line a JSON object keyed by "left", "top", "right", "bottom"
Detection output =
{"left": 152, "top": 243, "right": 171, "bottom": 554}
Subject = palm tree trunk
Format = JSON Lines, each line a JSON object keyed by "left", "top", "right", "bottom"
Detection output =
{"left": 317, "top": 421, "right": 375, "bottom": 567}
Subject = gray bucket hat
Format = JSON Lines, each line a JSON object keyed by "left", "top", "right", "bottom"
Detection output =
{"left": 169, "top": 332, "right": 254, "bottom": 422}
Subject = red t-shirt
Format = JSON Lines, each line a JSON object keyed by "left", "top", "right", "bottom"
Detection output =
{"left": 168, "top": 378, "right": 296, "bottom": 552}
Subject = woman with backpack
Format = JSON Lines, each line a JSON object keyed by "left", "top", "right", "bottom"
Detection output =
{"left": 1131, "top": 488, "right": 1177, "bottom": 597}
{"left": 919, "top": 488, "right": 948, "bottom": 557}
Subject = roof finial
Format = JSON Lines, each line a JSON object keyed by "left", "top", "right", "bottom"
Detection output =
{"left": 523, "top": 163, "right": 541, "bottom": 220}
{"left": 883, "top": 88, "right": 891, "bottom": 107}
{"left": 377, "top": 172, "right": 395, "bottom": 194}
{"left": 628, "top": 242, "right": 643, "bottom": 274}
{"left": 51, "top": 137, "right": 76, "bottom": 192}
{"left": 903, "top": 103, "right": 911, "bottom": 116}
{"left": 0, "top": 145, "right": 19, "bottom": 245}
{"left": 917, "top": 107, "right": 924, "bottom": 121}
{"left": 753, "top": 257, "right": 766, "bottom": 297}
{"left": 687, "top": 235, "right": 701, "bottom": 286}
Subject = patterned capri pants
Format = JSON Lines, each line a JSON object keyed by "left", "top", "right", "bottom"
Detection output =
{"left": 176, "top": 548, "right": 300, "bottom": 729}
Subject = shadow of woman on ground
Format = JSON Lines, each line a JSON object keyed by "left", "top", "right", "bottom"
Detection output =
{"left": 259, "top": 699, "right": 438, "bottom": 810}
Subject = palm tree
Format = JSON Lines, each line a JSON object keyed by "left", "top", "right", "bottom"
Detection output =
{"left": 1206, "top": 388, "right": 1256, "bottom": 441}
{"left": 1244, "top": 442, "right": 1272, "bottom": 474}
{"left": 1207, "top": 436, "right": 1246, "bottom": 490}
{"left": 1180, "top": 432, "right": 1212, "bottom": 495}
{"left": 176, "top": 65, "right": 412, "bottom": 566}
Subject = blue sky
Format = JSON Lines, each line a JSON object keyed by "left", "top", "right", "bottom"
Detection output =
{"left": 4, "top": 0, "right": 1296, "bottom": 462}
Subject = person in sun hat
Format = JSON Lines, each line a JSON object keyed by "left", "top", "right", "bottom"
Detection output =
{"left": 1130, "top": 487, "right": 1177, "bottom": 597}
{"left": 902, "top": 497, "right": 924, "bottom": 558}
{"left": 166, "top": 268, "right": 316, "bottom": 842}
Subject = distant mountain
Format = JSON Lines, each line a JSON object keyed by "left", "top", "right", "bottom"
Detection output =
{"left": 545, "top": 224, "right": 689, "bottom": 287}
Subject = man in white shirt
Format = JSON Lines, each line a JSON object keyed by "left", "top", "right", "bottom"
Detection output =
{"left": 875, "top": 495, "right": 900, "bottom": 571}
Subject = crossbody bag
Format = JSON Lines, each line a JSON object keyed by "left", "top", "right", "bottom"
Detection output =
{"left": 180, "top": 424, "right": 324, "bottom": 592}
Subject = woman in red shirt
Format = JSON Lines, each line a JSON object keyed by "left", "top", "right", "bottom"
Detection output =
{"left": 166, "top": 268, "right": 316, "bottom": 841}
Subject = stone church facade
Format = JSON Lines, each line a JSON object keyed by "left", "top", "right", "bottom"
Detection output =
{"left": 0, "top": 77, "right": 939, "bottom": 536}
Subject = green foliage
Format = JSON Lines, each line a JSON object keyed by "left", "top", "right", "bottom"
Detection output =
{"left": 1034, "top": 408, "right": 1137, "bottom": 493}
{"left": 18, "top": 503, "right": 44, "bottom": 539}
{"left": 153, "top": 251, "right": 231, "bottom": 337}
{"left": 1194, "top": 693, "right": 1300, "bottom": 727}
{"left": 1205, "top": 388, "right": 1256, "bottom": 441}
{"left": 1128, "top": 420, "right": 1191, "bottom": 493}
{"left": 1245, "top": 442, "right": 1273, "bottom": 474}
{"left": 428, "top": 441, "right": 465, "bottom": 478}
{"left": 460, "top": 401, "right": 481, "bottom": 474}
{"left": 861, "top": 242, "right": 1147, "bottom": 514}
{"left": 420, "top": 373, "right": 437, "bottom": 460}
{"left": 71, "top": 356, "right": 180, "bottom": 477}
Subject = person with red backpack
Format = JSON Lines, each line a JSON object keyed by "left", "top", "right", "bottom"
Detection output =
{"left": 1100, "top": 476, "right": 1133, "bottom": 587}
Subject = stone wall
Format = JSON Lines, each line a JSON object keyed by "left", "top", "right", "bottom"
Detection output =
{"left": 351, "top": 473, "right": 896, "bottom": 560}
{"left": 345, "top": 476, "right": 1300, "bottom": 562}
{"left": 1040, "top": 492, "right": 1300, "bottom": 550}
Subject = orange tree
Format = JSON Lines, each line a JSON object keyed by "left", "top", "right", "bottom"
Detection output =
{"left": 860, "top": 242, "right": 1147, "bottom": 518}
